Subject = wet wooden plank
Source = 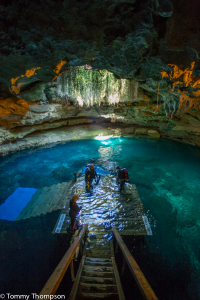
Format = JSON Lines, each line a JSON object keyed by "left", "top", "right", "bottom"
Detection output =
{"left": 16, "top": 181, "right": 73, "bottom": 220}
{"left": 82, "top": 270, "right": 115, "bottom": 278}
{"left": 80, "top": 276, "right": 116, "bottom": 285}
{"left": 79, "top": 282, "right": 118, "bottom": 293}
{"left": 53, "top": 172, "right": 150, "bottom": 238}
{"left": 78, "top": 291, "right": 119, "bottom": 300}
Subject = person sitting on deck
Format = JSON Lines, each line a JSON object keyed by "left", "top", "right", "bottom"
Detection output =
{"left": 116, "top": 166, "right": 129, "bottom": 192}
{"left": 69, "top": 194, "right": 82, "bottom": 230}
{"left": 85, "top": 164, "right": 97, "bottom": 189}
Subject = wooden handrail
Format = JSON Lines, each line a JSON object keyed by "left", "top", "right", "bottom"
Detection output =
{"left": 40, "top": 224, "right": 88, "bottom": 296}
{"left": 112, "top": 227, "right": 158, "bottom": 300}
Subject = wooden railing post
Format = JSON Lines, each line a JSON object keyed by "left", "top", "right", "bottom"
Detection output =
{"left": 112, "top": 227, "right": 158, "bottom": 300}
{"left": 70, "top": 259, "right": 75, "bottom": 281}
{"left": 39, "top": 224, "right": 88, "bottom": 296}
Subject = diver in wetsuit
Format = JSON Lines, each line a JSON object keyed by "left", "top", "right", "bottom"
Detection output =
{"left": 85, "top": 164, "right": 97, "bottom": 189}
{"left": 116, "top": 165, "right": 129, "bottom": 192}
{"left": 69, "top": 194, "right": 82, "bottom": 229}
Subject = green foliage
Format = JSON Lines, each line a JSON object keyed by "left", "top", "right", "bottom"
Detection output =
{"left": 60, "top": 67, "right": 130, "bottom": 106}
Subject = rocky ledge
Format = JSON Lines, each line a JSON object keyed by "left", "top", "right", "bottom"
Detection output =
{"left": 0, "top": 96, "right": 200, "bottom": 156}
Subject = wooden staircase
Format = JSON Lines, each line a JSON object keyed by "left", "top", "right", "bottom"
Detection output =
{"left": 39, "top": 225, "right": 158, "bottom": 300}
{"left": 16, "top": 181, "right": 73, "bottom": 220}
{"left": 68, "top": 235, "right": 125, "bottom": 300}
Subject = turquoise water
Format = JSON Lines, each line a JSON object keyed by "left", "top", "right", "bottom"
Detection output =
{"left": 0, "top": 137, "right": 200, "bottom": 299}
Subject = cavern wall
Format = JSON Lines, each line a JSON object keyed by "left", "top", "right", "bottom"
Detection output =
{"left": 1, "top": 66, "right": 200, "bottom": 156}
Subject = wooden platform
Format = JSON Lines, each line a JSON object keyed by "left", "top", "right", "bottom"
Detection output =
{"left": 53, "top": 172, "right": 152, "bottom": 237}
{"left": 16, "top": 181, "right": 73, "bottom": 220}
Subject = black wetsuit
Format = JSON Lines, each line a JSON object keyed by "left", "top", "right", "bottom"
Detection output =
{"left": 85, "top": 167, "right": 97, "bottom": 184}
{"left": 117, "top": 168, "right": 129, "bottom": 191}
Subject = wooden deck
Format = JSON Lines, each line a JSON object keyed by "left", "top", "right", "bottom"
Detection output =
{"left": 14, "top": 162, "right": 152, "bottom": 237}
{"left": 53, "top": 172, "right": 152, "bottom": 237}
{"left": 16, "top": 181, "right": 73, "bottom": 220}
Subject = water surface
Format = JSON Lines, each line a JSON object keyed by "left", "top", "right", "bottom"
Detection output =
{"left": 0, "top": 137, "right": 200, "bottom": 299}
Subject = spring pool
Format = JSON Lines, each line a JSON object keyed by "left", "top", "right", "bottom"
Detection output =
{"left": 0, "top": 137, "right": 200, "bottom": 299}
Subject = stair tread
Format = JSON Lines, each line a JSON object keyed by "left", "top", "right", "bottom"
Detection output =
{"left": 80, "top": 276, "right": 116, "bottom": 284}
{"left": 86, "top": 251, "right": 111, "bottom": 255}
{"left": 83, "top": 265, "right": 114, "bottom": 272}
{"left": 84, "top": 261, "right": 112, "bottom": 267}
{"left": 85, "top": 257, "right": 112, "bottom": 262}
{"left": 86, "top": 242, "right": 111, "bottom": 247}
{"left": 80, "top": 282, "right": 117, "bottom": 288}
{"left": 79, "top": 282, "right": 118, "bottom": 293}
{"left": 78, "top": 291, "right": 119, "bottom": 300}
{"left": 82, "top": 270, "right": 115, "bottom": 278}
{"left": 86, "top": 254, "right": 111, "bottom": 258}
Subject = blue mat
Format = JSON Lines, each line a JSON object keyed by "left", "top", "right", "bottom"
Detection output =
{"left": 0, "top": 187, "right": 37, "bottom": 221}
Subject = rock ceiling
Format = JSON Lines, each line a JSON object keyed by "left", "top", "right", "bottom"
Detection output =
{"left": 0, "top": 0, "right": 199, "bottom": 91}
{"left": 0, "top": 0, "right": 200, "bottom": 152}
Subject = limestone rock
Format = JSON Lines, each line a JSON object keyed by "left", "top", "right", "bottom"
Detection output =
{"left": 172, "top": 126, "right": 200, "bottom": 132}
{"left": 123, "top": 127, "right": 135, "bottom": 134}
{"left": 68, "top": 118, "right": 93, "bottom": 126}
{"left": 0, "top": 97, "right": 29, "bottom": 118}
{"left": 0, "top": 0, "right": 199, "bottom": 150}
{"left": 147, "top": 129, "right": 160, "bottom": 138}
{"left": 0, "top": 125, "right": 114, "bottom": 155}
{"left": 152, "top": 0, "right": 173, "bottom": 17}
{"left": 0, "top": 0, "right": 198, "bottom": 88}
{"left": 135, "top": 128, "right": 148, "bottom": 135}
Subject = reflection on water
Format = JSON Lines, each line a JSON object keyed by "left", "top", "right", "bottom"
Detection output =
{"left": 0, "top": 137, "right": 200, "bottom": 299}
{"left": 98, "top": 144, "right": 122, "bottom": 158}
{"left": 72, "top": 166, "right": 147, "bottom": 243}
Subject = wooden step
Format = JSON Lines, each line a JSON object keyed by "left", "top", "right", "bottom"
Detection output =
{"left": 86, "top": 239, "right": 111, "bottom": 245}
{"left": 83, "top": 265, "right": 114, "bottom": 273}
{"left": 86, "top": 239, "right": 112, "bottom": 246}
{"left": 86, "top": 245, "right": 111, "bottom": 251}
{"left": 84, "top": 260, "right": 112, "bottom": 267}
{"left": 86, "top": 252, "right": 111, "bottom": 259}
{"left": 79, "top": 282, "right": 118, "bottom": 293}
{"left": 80, "top": 276, "right": 116, "bottom": 285}
{"left": 82, "top": 270, "right": 115, "bottom": 278}
{"left": 116, "top": 229, "right": 147, "bottom": 235}
{"left": 85, "top": 257, "right": 112, "bottom": 263}
{"left": 86, "top": 248, "right": 111, "bottom": 254}
{"left": 78, "top": 291, "right": 119, "bottom": 300}
{"left": 87, "top": 234, "right": 111, "bottom": 240}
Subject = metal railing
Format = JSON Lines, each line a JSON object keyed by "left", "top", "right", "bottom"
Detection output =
{"left": 39, "top": 224, "right": 88, "bottom": 296}
{"left": 112, "top": 227, "right": 158, "bottom": 300}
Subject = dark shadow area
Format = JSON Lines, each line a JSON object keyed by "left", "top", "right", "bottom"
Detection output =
{"left": 0, "top": 210, "right": 71, "bottom": 295}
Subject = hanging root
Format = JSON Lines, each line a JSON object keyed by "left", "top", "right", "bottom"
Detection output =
{"left": 171, "top": 101, "right": 178, "bottom": 119}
